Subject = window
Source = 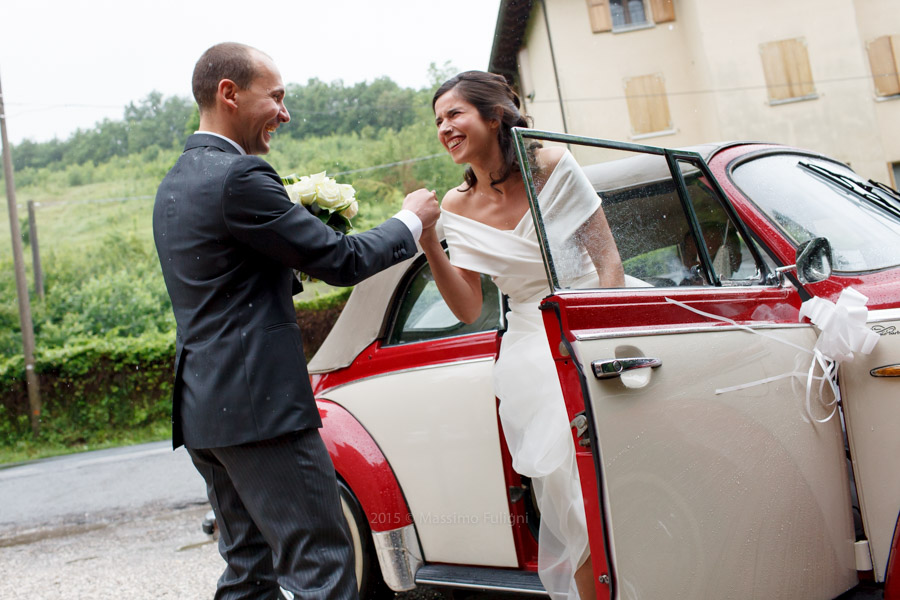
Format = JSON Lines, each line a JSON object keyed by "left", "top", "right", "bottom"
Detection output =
{"left": 732, "top": 154, "right": 900, "bottom": 272}
{"left": 586, "top": 0, "right": 674, "bottom": 34}
{"left": 676, "top": 160, "right": 759, "bottom": 283}
{"left": 599, "top": 161, "right": 710, "bottom": 287}
{"left": 386, "top": 258, "right": 503, "bottom": 345}
{"left": 866, "top": 35, "right": 900, "bottom": 98}
{"left": 624, "top": 73, "right": 673, "bottom": 136}
{"left": 515, "top": 133, "right": 765, "bottom": 290}
{"left": 611, "top": 0, "right": 647, "bottom": 29}
{"left": 759, "top": 38, "right": 817, "bottom": 104}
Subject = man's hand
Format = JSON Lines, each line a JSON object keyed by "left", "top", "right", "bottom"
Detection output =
{"left": 402, "top": 189, "right": 440, "bottom": 231}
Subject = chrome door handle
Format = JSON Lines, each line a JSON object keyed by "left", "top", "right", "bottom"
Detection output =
{"left": 592, "top": 357, "right": 661, "bottom": 379}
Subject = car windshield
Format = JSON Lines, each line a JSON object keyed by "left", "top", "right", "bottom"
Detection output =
{"left": 731, "top": 153, "right": 900, "bottom": 272}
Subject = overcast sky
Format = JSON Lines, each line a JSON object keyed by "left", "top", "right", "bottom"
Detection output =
{"left": 0, "top": 0, "right": 502, "bottom": 145}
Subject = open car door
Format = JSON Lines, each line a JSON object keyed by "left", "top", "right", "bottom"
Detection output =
{"left": 514, "top": 131, "right": 859, "bottom": 599}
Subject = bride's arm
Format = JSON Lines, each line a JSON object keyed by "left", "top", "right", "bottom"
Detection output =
{"left": 536, "top": 146, "right": 625, "bottom": 287}
{"left": 419, "top": 225, "right": 484, "bottom": 324}
{"left": 579, "top": 207, "right": 625, "bottom": 287}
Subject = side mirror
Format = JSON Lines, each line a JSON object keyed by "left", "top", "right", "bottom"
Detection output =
{"left": 774, "top": 237, "right": 833, "bottom": 285}
{"left": 794, "top": 237, "right": 833, "bottom": 284}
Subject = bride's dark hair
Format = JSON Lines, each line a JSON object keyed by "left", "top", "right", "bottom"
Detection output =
{"left": 432, "top": 71, "right": 535, "bottom": 192}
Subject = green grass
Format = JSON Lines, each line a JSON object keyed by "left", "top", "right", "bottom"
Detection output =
{"left": 0, "top": 419, "right": 171, "bottom": 465}
{"left": 1, "top": 196, "right": 153, "bottom": 264}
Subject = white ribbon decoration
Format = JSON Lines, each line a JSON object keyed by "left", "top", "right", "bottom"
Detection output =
{"left": 798, "top": 287, "right": 880, "bottom": 363}
{"left": 796, "top": 287, "right": 880, "bottom": 422}
{"left": 665, "top": 287, "right": 879, "bottom": 424}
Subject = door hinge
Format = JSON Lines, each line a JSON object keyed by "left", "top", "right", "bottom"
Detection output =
{"left": 570, "top": 412, "right": 591, "bottom": 448}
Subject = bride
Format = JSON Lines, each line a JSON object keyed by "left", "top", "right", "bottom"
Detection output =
{"left": 419, "top": 71, "right": 625, "bottom": 600}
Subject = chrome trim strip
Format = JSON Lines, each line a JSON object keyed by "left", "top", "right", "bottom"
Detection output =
{"left": 567, "top": 306, "right": 900, "bottom": 341}
{"left": 413, "top": 577, "right": 548, "bottom": 596}
{"left": 320, "top": 357, "right": 494, "bottom": 395}
{"left": 572, "top": 322, "right": 811, "bottom": 341}
{"left": 382, "top": 326, "right": 503, "bottom": 350}
{"left": 549, "top": 284, "right": 782, "bottom": 296}
{"left": 868, "top": 308, "right": 900, "bottom": 322}
{"left": 372, "top": 525, "right": 424, "bottom": 592}
{"left": 553, "top": 279, "right": 784, "bottom": 300}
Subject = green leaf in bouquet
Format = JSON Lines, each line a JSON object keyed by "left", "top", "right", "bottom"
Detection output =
{"left": 326, "top": 212, "right": 353, "bottom": 235}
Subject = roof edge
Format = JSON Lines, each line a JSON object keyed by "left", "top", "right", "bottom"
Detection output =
{"left": 488, "top": 0, "right": 535, "bottom": 80}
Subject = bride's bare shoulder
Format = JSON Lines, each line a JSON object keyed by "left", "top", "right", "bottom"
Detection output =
{"left": 535, "top": 146, "right": 567, "bottom": 172}
{"left": 440, "top": 185, "right": 471, "bottom": 215}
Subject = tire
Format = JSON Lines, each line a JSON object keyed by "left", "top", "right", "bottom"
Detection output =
{"left": 337, "top": 480, "right": 393, "bottom": 600}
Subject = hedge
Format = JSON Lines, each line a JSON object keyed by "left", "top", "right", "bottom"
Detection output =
{"left": 0, "top": 289, "right": 352, "bottom": 447}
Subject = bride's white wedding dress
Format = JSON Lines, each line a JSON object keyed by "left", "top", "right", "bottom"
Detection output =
{"left": 441, "top": 151, "right": 602, "bottom": 600}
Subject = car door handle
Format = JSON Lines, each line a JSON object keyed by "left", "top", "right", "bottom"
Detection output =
{"left": 592, "top": 357, "right": 662, "bottom": 379}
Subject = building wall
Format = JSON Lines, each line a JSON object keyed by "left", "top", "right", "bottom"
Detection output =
{"left": 513, "top": 0, "right": 900, "bottom": 181}
{"left": 854, "top": 0, "right": 900, "bottom": 184}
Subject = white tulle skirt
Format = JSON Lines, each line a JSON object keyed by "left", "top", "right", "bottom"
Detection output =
{"left": 493, "top": 308, "right": 590, "bottom": 600}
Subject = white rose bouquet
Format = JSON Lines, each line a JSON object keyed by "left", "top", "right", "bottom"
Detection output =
{"left": 282, "top": 171, "right": 359, "bottom": 235}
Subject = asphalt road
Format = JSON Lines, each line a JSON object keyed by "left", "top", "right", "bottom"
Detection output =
{"left": 0, "top": 442, "right": 217, "bottom": 599}
{"left": 0, "top": 441, "right": 208, "bottom": 531}
{"left": 3, "top": 443, "right": 882, "bottom": 600}
{"left": 0, "top": 442, "right": 527, "bottom": 600}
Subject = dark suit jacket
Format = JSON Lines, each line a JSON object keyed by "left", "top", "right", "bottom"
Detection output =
{"left": 153, "top": 134, "right": 416, "bottom": 449}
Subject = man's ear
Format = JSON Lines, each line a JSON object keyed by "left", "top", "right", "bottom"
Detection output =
{"left": 219, "top": 79, "right": 239, "bottom": 110}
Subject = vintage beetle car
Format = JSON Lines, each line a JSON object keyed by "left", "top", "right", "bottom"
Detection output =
{"left": 307, "top": 131, "right": 900, "bottom": 599}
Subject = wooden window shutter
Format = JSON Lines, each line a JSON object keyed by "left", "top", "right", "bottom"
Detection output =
{"left": 866, "top": 35, "right": 900, "bottom": 97}
{"left": 624, "top": 73, "right": 672, "bottom": 135}
{"left": 759, "top": 38, "right": 816, "bottom": 102}
{"left": 587, "top": 0, "right": 612, "bottom": 33}
{"left": 648, "top": 0, "right": 675, "bottom": 23}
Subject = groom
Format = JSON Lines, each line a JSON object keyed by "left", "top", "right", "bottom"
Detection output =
{"left": 152, "top": 42, "right": 438, "bottom": 599}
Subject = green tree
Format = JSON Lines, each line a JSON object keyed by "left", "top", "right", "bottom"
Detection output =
{"left": 124, "top": 91, "right": 194, "bottom": 153}
{"left": 427, "top": 61, "right": 458, "bottom": 90}
{"left": 281, "top": 77, "right": 421, "bottom": 140}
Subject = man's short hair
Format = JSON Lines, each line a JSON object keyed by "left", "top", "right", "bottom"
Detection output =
{"left": 192, "top": 42, "right": 258, "bottom": 112}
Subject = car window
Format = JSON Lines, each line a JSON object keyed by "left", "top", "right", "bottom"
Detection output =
{"left": 676, "top": 159, "right": 760, "bottom": 284}
{"left": 731, "top": 153, "right": 900, "bottom": 272}
{"left": 588, "top": 153, "right": 699, "bottom": 287}
{"left": 386, "top": 258, "right": 503, "bottom": 345}
{"left": 516, "top": 136, "right": 765, "bottom": 290}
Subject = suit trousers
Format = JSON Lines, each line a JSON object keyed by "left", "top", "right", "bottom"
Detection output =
{"left": 188, "top": 429, "right": 357, "bottom": 600}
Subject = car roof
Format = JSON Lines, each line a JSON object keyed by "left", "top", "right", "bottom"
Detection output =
{"left": 309, "top": 142, "right": 738, "bottom": 374}
{"left": 581, "top": 142, "right": 721, "bottom": 191}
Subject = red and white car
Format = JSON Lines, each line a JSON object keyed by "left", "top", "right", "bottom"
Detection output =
{"left": 308, "top": 131, "right": 900, "bottom": 599}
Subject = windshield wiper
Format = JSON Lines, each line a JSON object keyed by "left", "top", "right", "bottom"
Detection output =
{"left": 798, "top": 161, "right": 900, "bottom": 219}
{"left": 868, "top": 179, "right": 900, "bottom": 203}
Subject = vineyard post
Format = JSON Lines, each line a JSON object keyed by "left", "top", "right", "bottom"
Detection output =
{"left": 0, "top": 70, "right": 42, "bottom": 436}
